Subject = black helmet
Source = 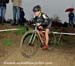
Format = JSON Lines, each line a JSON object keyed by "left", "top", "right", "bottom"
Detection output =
{"left": 33, "top": 5, "right": 41, "bottom": 12}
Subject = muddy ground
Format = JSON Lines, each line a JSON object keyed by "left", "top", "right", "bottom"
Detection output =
{"left": 0, "top": 24, "right": 75, "bottom": 66}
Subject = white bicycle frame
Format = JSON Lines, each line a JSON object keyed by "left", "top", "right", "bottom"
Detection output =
{"left": 28, "top": 23, "right": 44, "bottom": 45}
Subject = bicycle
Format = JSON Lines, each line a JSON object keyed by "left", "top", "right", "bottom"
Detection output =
{"left": 20, "top": 23, "right": 57, "bottom": 57}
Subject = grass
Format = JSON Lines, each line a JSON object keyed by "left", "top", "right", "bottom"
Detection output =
{"left": 3, "top": 39, "right": 13, "bottom": 46}
{"left": 15, "top": 26, "right": 28, "bottom": 35}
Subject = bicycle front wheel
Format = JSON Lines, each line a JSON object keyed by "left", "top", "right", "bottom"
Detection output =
{"left": 20, "top": 31, "right": 39, "bottom": 57}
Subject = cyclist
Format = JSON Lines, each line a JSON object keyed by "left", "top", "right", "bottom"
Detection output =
{"left": 31, "top": 5, "right": 52, "bottom": 50}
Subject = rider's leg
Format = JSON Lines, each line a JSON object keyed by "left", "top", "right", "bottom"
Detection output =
{"left": 39, "top": 31, "right": 45, "bottom": 40}
{"left": 42, "top": 28, "right": 49, "bottom": 49}
{"left": 38, "top": 30, "right": 45, "bottom": 44}
{"left": 45, "top": 28, "right": 49, "bottom": 46}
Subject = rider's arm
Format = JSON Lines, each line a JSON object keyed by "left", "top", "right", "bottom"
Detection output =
{"left": 41, "top": 14, "right": 51, "bottom": 26}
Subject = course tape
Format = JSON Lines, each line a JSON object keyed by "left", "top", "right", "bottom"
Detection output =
{"left": 0, "top": 28, "right": 75, "bottom": 36}
{"left": 52, "top": 32, "right": 75, "bottom": 36}
{"left": 0, "top": 28, "right": 20, "bottom": 32}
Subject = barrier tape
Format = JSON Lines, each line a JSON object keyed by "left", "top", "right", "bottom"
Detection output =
{"left": 0, "top": 29, "right": 20, "bottom": 32}
{"left": 52, "top": 32, "right": 75, "bottom": 36}
{"left": 0, "top": 28, "right": 75, "bottom": 36}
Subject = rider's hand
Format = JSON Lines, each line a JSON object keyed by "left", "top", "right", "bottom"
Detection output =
{"left": 36, "top": 23, "right": 41, "bottom": 26}
{"left": 38, "top": 26, "right": 43, "bottom": 30}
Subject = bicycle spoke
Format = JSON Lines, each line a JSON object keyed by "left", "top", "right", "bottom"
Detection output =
{"left": 20, "top": 32, "right": 39, "bottom": 57}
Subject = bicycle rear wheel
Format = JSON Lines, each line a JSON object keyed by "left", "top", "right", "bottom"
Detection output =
{"left": 20, "top": 31, "right": 39, "bottom": 57}
{"left": 49, "top": 33, "right": 57, "bottom": 47}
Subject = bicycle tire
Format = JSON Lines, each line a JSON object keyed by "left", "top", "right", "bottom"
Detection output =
{"left": 49, "top": 32, "right": 57, "bottom": 47}
{"left": 20, "top": 31, "right": 39, "bottom": 57}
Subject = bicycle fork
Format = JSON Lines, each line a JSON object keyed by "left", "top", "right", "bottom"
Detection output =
{"left": 28, "top": 32, "right": 37, "bottom": 45}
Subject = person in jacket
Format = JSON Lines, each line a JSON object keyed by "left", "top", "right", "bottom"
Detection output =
{"left": 68, "top": 11, "right": 74, "bottom": 27}
{"left": 11, "top": 0, "right": 22, "bottom": 25}
{"left": 0, "top": 0, "right": 9, "bottom": 24}
{"left": 30, "top": 5, "right": 52, "bottom": 50}
{"left": 19, "top": 7, "right": 28, "bottom": 26}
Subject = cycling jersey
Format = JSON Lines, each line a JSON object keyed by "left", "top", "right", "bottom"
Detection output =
{"left": 32, "top": 12, "right": 52, "bottom": 29}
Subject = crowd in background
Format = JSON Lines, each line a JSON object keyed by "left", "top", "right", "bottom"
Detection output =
{"left": 0, "top": 0, "right": 27, "bottom": 26}
{"left": 0, "top": 0, "right": 75, "bottom": 27}
{"left": 0, "top": 0, "right": 9, "bottom": 24}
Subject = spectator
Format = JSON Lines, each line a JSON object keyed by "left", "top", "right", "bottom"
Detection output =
{"left": 19, "top": 7, "right": 28, "bottom": 26}
{"left": 0, "top": 0, "right": 9, "bottom": 24}
{"left": 11, "top": 0, "right": 22, "bottom": 25}
{"left": 68, "top": 11, "right": 74, "bottom": 27}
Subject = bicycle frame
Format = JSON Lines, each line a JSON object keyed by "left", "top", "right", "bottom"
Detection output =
{"left": 28, "top": 23, "right": 44, "bottom": 45}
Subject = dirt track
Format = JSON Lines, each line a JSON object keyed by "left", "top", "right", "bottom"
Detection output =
{"left": 0, "top": 24, "right": 75, "bottom": 66}
{"left": 0, "top": 47, "right": 75, "bottom": 66}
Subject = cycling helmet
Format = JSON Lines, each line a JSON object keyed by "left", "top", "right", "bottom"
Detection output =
{"left": 33, "top": 5, "right": 41, "bottom": 12}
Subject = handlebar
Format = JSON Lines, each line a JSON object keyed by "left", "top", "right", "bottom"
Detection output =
{"left": 27, "top": 21, "right": 42, "bottom": 27}
{"left": 32, "top": 23, "right": 41, "bottom": 26}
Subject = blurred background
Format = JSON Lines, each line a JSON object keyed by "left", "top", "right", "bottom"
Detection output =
{"left": 5, "top": 0, "right": 75, "bottom": 23}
